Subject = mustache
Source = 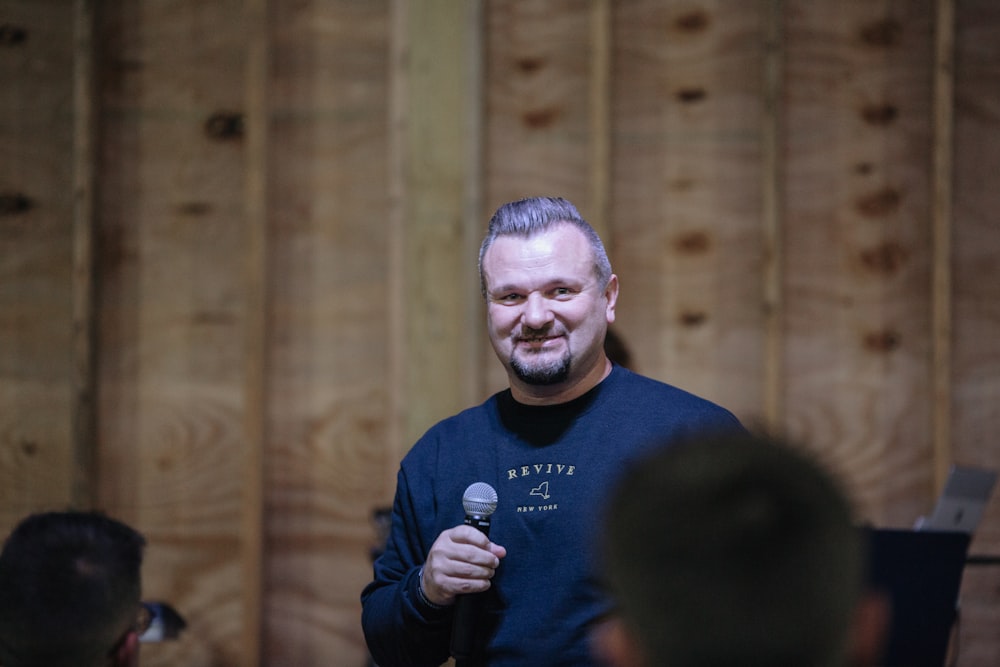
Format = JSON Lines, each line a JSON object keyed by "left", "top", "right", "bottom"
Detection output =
{"left": 514, "top": 327, "right": 561, "bottom": 342}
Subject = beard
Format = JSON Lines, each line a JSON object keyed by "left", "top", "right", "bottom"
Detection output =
{"left": 509, "top": 348, "right": 571, "bottom": 385}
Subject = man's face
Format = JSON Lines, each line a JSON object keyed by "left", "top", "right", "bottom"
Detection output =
{"left": 481, "top": 224, "right": 617, "bottom": 395}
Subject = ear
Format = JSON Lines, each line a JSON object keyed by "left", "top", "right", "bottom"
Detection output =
{"left": 848, "top": 591, "right": 891, "bottom": 667}
{"left": 604, "top": 274, "right": 619, "bottom": 324}
{"left": 113, "top": 630, "right": 141, "bottom": 667}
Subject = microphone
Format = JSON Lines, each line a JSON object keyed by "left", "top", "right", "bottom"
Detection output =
{"left": 451, "top": 482, "right": 498, "bottom": 663}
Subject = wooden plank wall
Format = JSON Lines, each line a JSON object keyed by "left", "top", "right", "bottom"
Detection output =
{"left": 951, "top": 1, "right": 1000, "bottom": 660}
{"left": 264, "top": 2, "right": 392, "bottom": 663}
{"left": 1, "top": 1, "right": 998, "bottom": 665}
{"left": 609, "top": 1, "right": 766, "bottom": 421}
{"left": 94, "top": 2, "right": 253, "bottom": 664}
{"left": 1, "top": 0, "right": 78, "bottom": 523}
{"left": 783, "top": 1, "right": 937, "bottom": 524}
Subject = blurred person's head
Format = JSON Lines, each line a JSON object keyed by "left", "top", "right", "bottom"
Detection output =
{"left": 596, "top": 431, "right": 888, "bottom": 667}
{"left": 0, "top": 511, "right": 146, "bottom": 667}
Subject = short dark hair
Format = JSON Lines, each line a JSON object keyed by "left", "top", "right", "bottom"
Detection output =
{"left": 602, "top": 431, "right": 865, "bottom": 667}
{"left": 0, "top": 511, "right": 146, "bottom": 667}
{"left": 478, "top": 197, "right": 613, "bottom": 298}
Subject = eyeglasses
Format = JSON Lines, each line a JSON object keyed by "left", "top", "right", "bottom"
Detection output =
{"left": 112, "top": 600, "right": 184, "bottom": 655}
{"left": 135, "top": 601, "right": 187, "bottom": 643}
{"left": 134, "top": 602, "right": 155, "bottom": 636}
{"left": 108, "top": 602, "right": 155, "bottom": 658}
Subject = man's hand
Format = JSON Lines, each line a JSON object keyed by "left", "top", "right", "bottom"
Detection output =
{"left": 420, "top": 525, "right": 507, "bottom": 606}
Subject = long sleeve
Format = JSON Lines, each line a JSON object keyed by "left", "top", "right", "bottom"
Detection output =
{"left": 361, "top": 467, "right": 453, "bottom": 667}
{"left": 361, "top": 369, "right": 745, "bottom": 666}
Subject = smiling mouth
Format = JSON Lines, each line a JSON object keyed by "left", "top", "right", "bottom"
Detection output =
{"left": 517, "top": 335, "right": 560, "bottom": 349}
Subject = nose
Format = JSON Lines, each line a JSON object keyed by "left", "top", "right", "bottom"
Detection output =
{"left": 522, "top": 292, "right": 553, "bottom": 329}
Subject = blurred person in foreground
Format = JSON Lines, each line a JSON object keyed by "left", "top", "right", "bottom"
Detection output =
{"left": 594, "top": 431, "right": 890, "bottom": 667}
{"left": 362, "top": 196, "right": 744, "bottom": 666}
{"left": 0, "top": 511, "right": 147, "bottom": 667}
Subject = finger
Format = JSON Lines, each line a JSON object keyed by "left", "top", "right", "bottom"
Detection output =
{"left": 435, "top": 528, "right": 501, "bottom": 567}
{"left": 450, "top": 575, "right": 493, "bottom": 595}
{"left": 449, "top": 524, "right": 494, "bottom": 548}
{"left": 424, "top": 562, "right": 495, "bottom": 600}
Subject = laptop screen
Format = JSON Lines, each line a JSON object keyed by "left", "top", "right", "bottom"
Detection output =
{"left": 918, "top": 465, "right": 997, "bottom": 534}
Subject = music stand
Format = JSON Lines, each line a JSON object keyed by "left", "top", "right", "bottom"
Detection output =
{"left": 864, "top": 528, "right": 971, "bottom": 667}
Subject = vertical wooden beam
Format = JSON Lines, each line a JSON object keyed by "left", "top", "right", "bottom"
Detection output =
{"left": 243, "top": 0, "right": 269, "bottom": 663}
{"left": 392, "top": 0, "right": 482, "bottom": 453}
{"left": 71, "top": 0, "right": 97, "bottom": 509}
{"left": 387, "top": 0, "right": 409, "bottom": 493}
{"left": 589, "top": 0, "right": 612, "bottom": 238}
{"left": 931, "top": 0, "right": 956, "bottom": 493}
{"left": 463, "top": 2, "right": 485, "bottom": 403}
{"left": 761, "top": 0, "right": 785, "bottom": 431}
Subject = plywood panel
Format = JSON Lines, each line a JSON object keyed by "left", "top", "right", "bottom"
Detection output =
{"left": 1, "top": 3, "right": 999, "bottom": 666}
{"left": 241, "top": 0, "right": 269, "bottom": 659}
{"left": 0, "top": 0, "right": 78, "bottom": 530}
{"left": 95, "top": 2, "right": 250, "bottom": 665}
{"left": 782, "top": 1, "right": 936, "bottom": 526}
{"left": 955, "top": 563, "right": 1000, "bottom": 667}
{"left": 398, "top": 0, "right": 485, "bottom": 443}
{"left": 264, "top": 3, "right": 391, "bottom": 665}
{"left": 952, "top": 2, "right": 1000, "bottom": 664}
{"left": 610, "top": 1, "right": 765, "bottom": 418}
{"left": 952, "top": 0, "right": 1000, "bottom": 553}
{"left": 485, "top": 0, "right": 594, "bottom": 212}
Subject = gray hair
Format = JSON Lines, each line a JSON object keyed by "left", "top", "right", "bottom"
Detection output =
{"left": 478, "top": 197, "right": 613, "bottom": 299}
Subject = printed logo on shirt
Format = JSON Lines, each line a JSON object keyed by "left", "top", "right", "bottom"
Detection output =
{"left": 506, "top": 462, "right": 575, "bottom": 513}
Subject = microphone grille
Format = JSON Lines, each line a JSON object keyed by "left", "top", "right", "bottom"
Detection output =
{"left": 462, "top": 482, "right": 498, "bottom": 517}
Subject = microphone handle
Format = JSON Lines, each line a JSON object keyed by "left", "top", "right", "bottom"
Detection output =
{"left": 451, "top": 514, "right": 491, "bottom": 663}
{"left": 463, "top": 514, "right": 491, "bottom": 537}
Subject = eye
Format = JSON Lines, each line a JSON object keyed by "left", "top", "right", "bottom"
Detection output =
{"left": 496, "top": 293, "right": 525, "bottom": 304}
{"left": 551, "top": 286, "right": 575, "bottom": 298}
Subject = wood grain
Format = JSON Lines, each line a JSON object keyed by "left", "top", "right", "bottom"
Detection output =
{"left": 782, "top": 0, "right": 936, "bottom": 527}
{"left": 952, "top": 1, "right": 1000, "bottom": 663}
{"left": 0, "top": 0, "right": 78, "bottom": 531}
{"left": 611, "top": 1, "right": 766, "bottom": 418}
{"left": 95, "top": 2, "right": 250, "bottom": 665}
{"left": 2, "top": 2, "right": 1000, "bottom": 666}
{"left": 72, "top": 0, "right": 98, "bottom": 509}
{"left": 264, "top": 3, "right": 391, "bottom": 664}
{"left": 242, "top": 0, "right": 269, "bottom": 660}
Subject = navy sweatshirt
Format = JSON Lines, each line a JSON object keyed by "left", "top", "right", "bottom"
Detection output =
{"left": 361, "top": 365, "right": 744, "bottom": 666}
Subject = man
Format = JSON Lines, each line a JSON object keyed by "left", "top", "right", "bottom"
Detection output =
{"left": 595, "top": 431, "right": 890, "bottom": 667}
{"left": 0, "top": 511, "right": 148, "bottom": 667}
{"left": 361, "top": 197, "right": 743, "bottom": 666}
